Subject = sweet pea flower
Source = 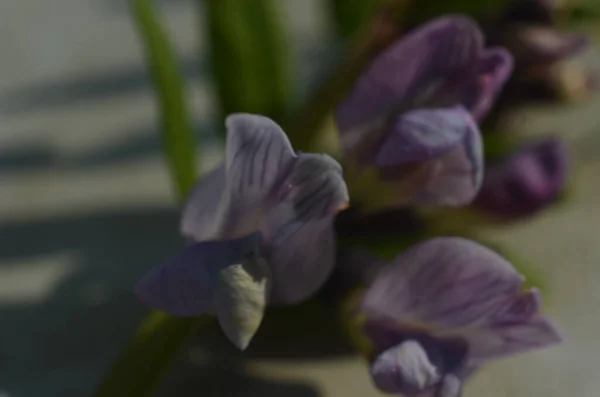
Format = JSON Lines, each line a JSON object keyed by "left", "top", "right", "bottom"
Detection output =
{"left": 352, "top": 237, "right": 563, "bottom": 396}
{"left": 136, "top": 114, "right": 349, "bottom": 349}
{"left": 474, "top": 138, "right": 568, "bottom": 219}
{"left": 335, "top": 16, "right": 513, "bottom": 211}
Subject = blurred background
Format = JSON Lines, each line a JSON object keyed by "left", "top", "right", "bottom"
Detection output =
{"left": 1, "top": 0, "right": 600, "bottom": 396}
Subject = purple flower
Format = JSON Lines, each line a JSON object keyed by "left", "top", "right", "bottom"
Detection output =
{"left": 352, "top": 237, "right": 563, "bottom": 396}
{"left": 335, "top": 16, "right": 513, "bottom": 210}
{"left": 135, "top": 114, "right": 349, "bottom": 349}
{"left": 474, "top": 138, "right": 568, "bottom": 219}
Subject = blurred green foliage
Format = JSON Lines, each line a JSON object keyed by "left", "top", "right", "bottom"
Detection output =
{"left": 130, "top": 0, "right": 197, "bottom": 199}
{"left": 94, "top": 312, "right": 199, "bottom": 397}
{"left": 94, "top": 1, "right": 201, "bottom": 395}
{"left": 327, "top": 0, "right": 375, "bottom": 40}
{"left": 205, "top": 0, "right": 291, "bottom": 137}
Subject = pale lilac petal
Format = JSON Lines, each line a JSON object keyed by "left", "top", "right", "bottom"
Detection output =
{"left": 415, "top": 117, "right": 483, "bottom": 206}
{"left": 180, "top": 164, "right": 226, "bottom": 241}
{"left": 225, "top": 113, "right": 295, "bottom": 203}
{"left": 460, "top": 48, "right": 514, "bottom": 121}
{"left": 216, "top": 113, "right": 296, "bottom": 239}
{"left": 491, "top": 288, "right": 542, "bottom": 323}
{"left": 262, "top": 154, "right": 349, "bottom": 303}
{"left": 375, "top": 107, "right": 473, "bottom": 166}
{"left": 464, "top": 313, "right": 564, "bottom": 361}
{"left": 360, "top": 237, "right": 564, "bottom": 363}
{"left": 370, "top": 341, "right": 441, "bottom": 395}
{"left": 361, "top": 238, "right": 525, "bottom": 329}
{"left": 376, "top": 108, "right": 483, "bottom": 206}
{"left": 336, "top": 16, "right": 483, "bottom": 136}
{"left": 135, "top": 233, "right": 260, "bottom": 316}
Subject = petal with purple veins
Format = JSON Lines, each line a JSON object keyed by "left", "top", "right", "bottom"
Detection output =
{"left": 361, "top": 238, "right": 526, "bottom": 329}
{"left": 180, "top": 164, "right": 226, "bottom": 241}
{"left": 213, "top": 113, "right": 297, "bottom": 239}
{"left": 464, "top": 313, "right": 564, "bottom": 361}
{"left": 375, "top": 107, "right": 483, "bottom": 207}
{"left": 135, "top": 233, "right": 261, "bottom": 316}
{"left": 262, "top": 153, "right": 349, "bottom": 304}
{"left": 225, "top": 113, "right": 296, "bottom": 202}
{"left": 360, "top": 237, "right": 563, "bottom": 362}
{"left": 336, "top": 16, "right": 484, "bottom": 141}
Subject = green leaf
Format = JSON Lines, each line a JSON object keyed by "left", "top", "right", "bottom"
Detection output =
{"left": 132, "top": 0, "right": 197, "bottom": 199}
{"left": 327, "top": 0, "right": 376, "bottom": 40}
{"left": 205, "top": 0, "right": 291, "bottom": 137}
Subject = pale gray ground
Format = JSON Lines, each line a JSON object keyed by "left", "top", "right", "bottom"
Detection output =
{"left": 0, "top": 1, "right": 599, "bottom": 396}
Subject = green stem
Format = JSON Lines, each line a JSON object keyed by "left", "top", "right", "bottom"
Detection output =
{"left": 94, "top": 314, "right": 210, "bottom": 397}
{"left": 204, "top": 0, "right": 291, "bottom": 138}
{"left": 94, "top": 0, "right": 202, "bottom": 395}
{"left": 96, "top": 2, "right": 403, "bottom": 395}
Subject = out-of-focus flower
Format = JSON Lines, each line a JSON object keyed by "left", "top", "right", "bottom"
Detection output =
{"left": 350, "top": 237, "right": 563, "bottom": 396}
{"left": 484, "top": 0, "right": 594, "bottom": 103}
{"left": 335, "top": 16, "right": 513, "bottom": 211}
{"left": 474, "top": 137, "right": 568, "bottom": 219}
{"left": 136, "top": 114, "right": 349, "bottom": 349}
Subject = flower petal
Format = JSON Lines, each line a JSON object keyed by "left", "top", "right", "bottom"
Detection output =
{"left": 370, "top": 341, "right": 441, "bottom": 395}
{"left": 361, "top": 237, "right": 525, "bottom": 329}
{"left": 180, "top": 164, "right": 226, "bottom": 241}
{"left": 474, "top": 138, "right": 568, "bottom": 218}
{"left": 262, "top": 153, "right": 349, "bottom": 303}
{"left": 464, "top": 313, "right": 564, "bottom": 361}
{"left": 216, "top": 113, "right": 296, "bottom": 239}
{"left": 360, "top": 237, "right": 564, "bottom": 362}
{"left": 362, "top": 316, "right": 469, "bottom": 374}
{"left": 225, "top": 113, "right": 295, "bottom": 202}
{"left": 134, "top": 233, "right": 261, "bottom": 316}
{"left": 435, "top": 375, "right": 462, "bottom": 397}
{"left": 459, "top": 48, "right": 514, "bottom": 121}
{"left": 375, "top": 107, "right": 472, "bottom": 166}
{"left": 214, "top": 254, "right": 270, "bottom": 350}
{"left": 375, "top": 107, "right": 483, "bottom": 206}
{"left": 336, "top": 16, "right": 483, "bottom": 138}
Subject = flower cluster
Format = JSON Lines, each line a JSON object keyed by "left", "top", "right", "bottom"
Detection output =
{"left": 135, "top": 15, "right": 564, "bottom": 396}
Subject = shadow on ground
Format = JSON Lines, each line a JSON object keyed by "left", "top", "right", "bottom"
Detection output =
{"left": 0, "top": 204, "right": 354, "bottom": 396}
